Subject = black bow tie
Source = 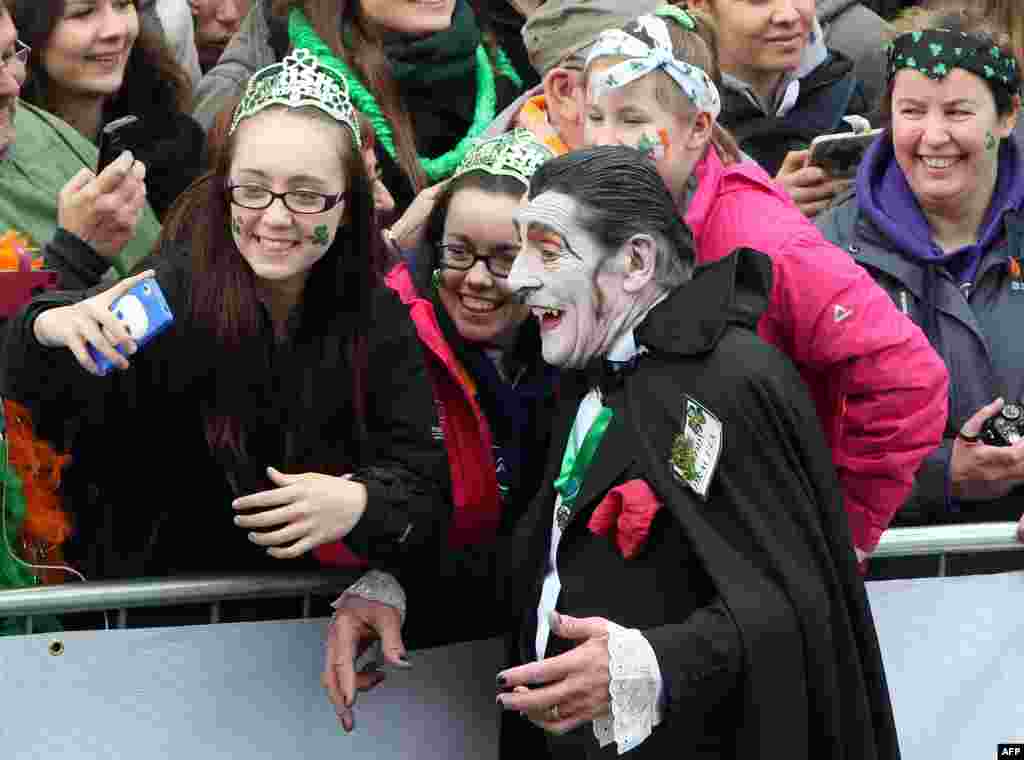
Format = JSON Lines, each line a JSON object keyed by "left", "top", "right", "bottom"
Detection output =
{"left": 583, "top": 355, "right": 642, "bottom": 394}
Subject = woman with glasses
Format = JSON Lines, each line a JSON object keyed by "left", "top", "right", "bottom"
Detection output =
{"left": 316, "top": 129, "right": 559, "bottom": 651}
{"left": 1, "top": 50, "right": 447, "bottom": 597}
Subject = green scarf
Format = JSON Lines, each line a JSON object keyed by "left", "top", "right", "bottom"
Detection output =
{"left": 381, "top": 0, "right": 481, "bottom": 86}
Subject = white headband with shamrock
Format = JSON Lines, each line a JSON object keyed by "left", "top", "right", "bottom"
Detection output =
{"left": 585, "top": 14, "right": 721, "bottom": 120}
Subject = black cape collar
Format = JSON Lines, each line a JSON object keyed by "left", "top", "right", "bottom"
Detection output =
{"left": 636, "top": 248, "right": 772, "bottom": 358}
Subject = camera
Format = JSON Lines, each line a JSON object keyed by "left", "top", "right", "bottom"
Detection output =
{"left": 980, "top": 402, "right": 1024, "bottom": 446}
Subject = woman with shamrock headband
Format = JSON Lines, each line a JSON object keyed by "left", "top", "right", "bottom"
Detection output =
{"left": 1, "top": 50, "right": 448, "bottom": 608}
{"left": 583, "top": 10, "right": 950, "bottom": 567}
{"left": 818, "top": 26, "right": 1024, "bottom": 575}
{"left": 194, "top": 0, "right": 523, "bottom": 214}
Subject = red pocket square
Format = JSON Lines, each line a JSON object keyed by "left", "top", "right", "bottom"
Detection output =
{"left": 587, "top": 479, "right": 662, "bottom": 559}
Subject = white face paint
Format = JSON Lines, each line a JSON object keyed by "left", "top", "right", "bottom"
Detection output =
{"left": 508, "top": 191, "right": 637, "bottom": 369}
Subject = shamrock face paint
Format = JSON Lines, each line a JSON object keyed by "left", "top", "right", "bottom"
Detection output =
{"left": 891, "top": 67, "right": 1015, "bottom": 216}
{"left": 227, "top": 110, "right": 347, "bottom": 290}
{"left": 585, "top": 60, "right": 703, "bottom": 208}
{"left": 312, "top": 225, "right": 330, "bottom": 246}
{"left": 509, "top": 191, "right": 638, "bottom": 369}
{"left": 634, "top": 130, "right": 670, "bottom": 161}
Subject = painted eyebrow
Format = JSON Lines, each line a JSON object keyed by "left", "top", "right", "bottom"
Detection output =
{"left": 524, "top": 222, "right": 583, "bottom": 260}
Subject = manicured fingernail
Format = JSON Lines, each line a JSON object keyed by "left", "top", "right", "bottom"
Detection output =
{"left": 496, "top": 695, "right": 504, "bottom": 707}
{"left": 496, "top": 674, "right": 507, "bottom": 688}
{"left": 233, "top": 516, "right": 241, "bottom": 525}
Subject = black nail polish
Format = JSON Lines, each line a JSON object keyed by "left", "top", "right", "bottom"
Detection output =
{"left": 496, "top": 674, "right": 507, "bottom": 688}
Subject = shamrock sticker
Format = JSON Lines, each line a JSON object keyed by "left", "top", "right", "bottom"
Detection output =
{"left": 985, "top": 65, "right": 995, "bottom": 79}
{"left": 932, "top": 63, "right": 947, "bottom": 76}
{"left": 911, "top": 31, "right": 923, "bottom": 43}
{"left": 312, "top": 225, "right": 330, "bottom": 246}
{"left": 929, "top": 43, "right": 943, "bottom": 57}
{"left": 906, "top": 57, "right": 917, "bottom": 68}
{"left": 670, "top": 433, "right": 698, "bottom": 485}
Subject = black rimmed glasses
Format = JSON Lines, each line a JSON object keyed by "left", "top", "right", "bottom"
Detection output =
{"left": 438, "top": 243, "right": 515, "bottom": 278}
{"left": 226, "top": 183, "right": 344, "bottom": 214}
{"left": 0, "top": 40, "right": 30, "bottom": 74}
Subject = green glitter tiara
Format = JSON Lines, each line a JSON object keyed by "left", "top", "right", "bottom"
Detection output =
{"left": 453, "top": 129, "right": 555, "bottom": 186}
{"left": 887, "top": 29, "right": 1020, "bottom": 94}
{"left": 230, "top": 48, "right": 361, "bottom": 147}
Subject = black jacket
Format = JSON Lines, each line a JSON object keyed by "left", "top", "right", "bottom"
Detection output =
{"left": 720, "top": 50, "right": 869, "bottom": 176}
{"left": 384, "top": 250, "right": 898, "bottom": 759}
{"left": 2, "top": 237, "right": 449, "bottom": 580}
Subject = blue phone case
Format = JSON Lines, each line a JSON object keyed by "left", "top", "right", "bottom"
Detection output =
{"left": 87, "top": 278, "right": 174, "bottom": 376}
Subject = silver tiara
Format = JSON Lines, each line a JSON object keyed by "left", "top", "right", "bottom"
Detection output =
{"left": 230, "top": 48, "right": 361, "bottom": 147}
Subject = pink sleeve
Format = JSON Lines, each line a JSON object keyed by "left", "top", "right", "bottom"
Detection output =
{"left": 763, "top": 230, "right": 950, "bottom": 551}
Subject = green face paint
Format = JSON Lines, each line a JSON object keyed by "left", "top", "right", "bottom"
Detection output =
{"left": 312, "top": 225, "right": 330, "bottom": 246}
{"left": 231, "top": 217, "right": 243, "bottom": 236}
{"left": 986, "top": 131, "right": 998, "bottom": 151}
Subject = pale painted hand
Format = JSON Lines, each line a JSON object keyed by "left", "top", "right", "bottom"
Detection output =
{"left": 497, "top": 612, "right": 611, "bottom": 735}
{"left": 232, "top": 468, "right": 368, "bottom": 558}
{"left": 32, "top": 269, "right": 156, "bottom": 375}
{"left": 323, "top": 593, "right": 409, "bottom": 732}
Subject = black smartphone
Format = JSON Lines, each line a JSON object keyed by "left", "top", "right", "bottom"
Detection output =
{"left": 96, "top": 114, "right": 141, "bottom": 174}
{"left": 807, "top": 128, "right": 883, "bottom": 179}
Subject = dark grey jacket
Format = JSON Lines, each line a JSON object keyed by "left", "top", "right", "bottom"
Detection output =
{"left": 817, "top": 197, "right": 1024, "bottom": 525}
{"left": 817, "top": 0, "right": 892, "bottom": 111}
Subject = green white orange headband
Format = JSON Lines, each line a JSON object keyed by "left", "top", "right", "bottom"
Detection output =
{"left": 585, "top": 14, "right": 721, "bottom": 120}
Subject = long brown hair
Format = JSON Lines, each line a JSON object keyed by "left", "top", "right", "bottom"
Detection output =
{"left": 271, "top": 0, "right": 429, "bottom": 191}
{"left": 12, "top": 0, "right": 192, "bottom": 121}
{"left": 188, "top": 105, "right": 382, "bottom": 459}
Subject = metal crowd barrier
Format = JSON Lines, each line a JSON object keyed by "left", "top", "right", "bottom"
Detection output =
{"left": 0, "top": 523, "right": 1020, "bottom": 632}
{"left": 870, "top": 520, "right": 1023, "bottom": 576}
{"left": 0, "top": 570, "right": 358, "bottom": 633}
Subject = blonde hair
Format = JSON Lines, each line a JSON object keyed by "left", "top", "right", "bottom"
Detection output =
{"left": 584, "top": 9, "right": 742, "bottom": 165}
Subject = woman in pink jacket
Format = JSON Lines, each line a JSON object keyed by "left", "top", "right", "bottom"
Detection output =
{"left": 581, "top": 8, "right": 949, "bottom": 561}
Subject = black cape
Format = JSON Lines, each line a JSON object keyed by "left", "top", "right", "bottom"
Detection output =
{"left": 392, "top": 249, "right": 899, "bottom": 759}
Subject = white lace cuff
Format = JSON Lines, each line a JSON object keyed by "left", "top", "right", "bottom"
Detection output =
{"left": 593, "top": 623, "right": 663, "bottom": 755}
{"left": 332, "top": 570, "right": 407, "bottom": 625}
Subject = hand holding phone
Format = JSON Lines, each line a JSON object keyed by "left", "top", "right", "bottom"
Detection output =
{"left": 85, "top": 276, "right": 174, "bottom": 375}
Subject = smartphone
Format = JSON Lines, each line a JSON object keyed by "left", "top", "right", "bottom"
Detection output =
{"left": 96, "top": 115, "right": 141, "bottom": 174}
{"left": 86, "top": 277, "right": 174, "bottom": 376}
{"left": 807, "top": 128, "right": 884, "bottom": 179}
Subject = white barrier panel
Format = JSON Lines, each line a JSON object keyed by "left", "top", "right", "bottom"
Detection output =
{"left": 0, "top": 621, "right": 505, "bottom": 759}
{"left": 867, "top": 572, "right": 1024, "bottom": 759}
{"left": 2, "top": 573, "right": 1024, "bottom": 759}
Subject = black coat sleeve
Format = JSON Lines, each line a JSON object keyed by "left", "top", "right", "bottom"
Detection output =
{"left": 43, "top": 228, "right": 111, "bottom": 290}
{"left": 343, "top": 287, "right": 451, "bottom": 559}
{"left": 643, "top": 598, "right": 743, "bottom": 723}
{"left": 1, "top": 245, "right": 191, "bottom": 443}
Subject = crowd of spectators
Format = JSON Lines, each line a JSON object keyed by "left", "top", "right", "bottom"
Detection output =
{"left": 0, "top": 0, "right": 1020, "bottom": 725}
